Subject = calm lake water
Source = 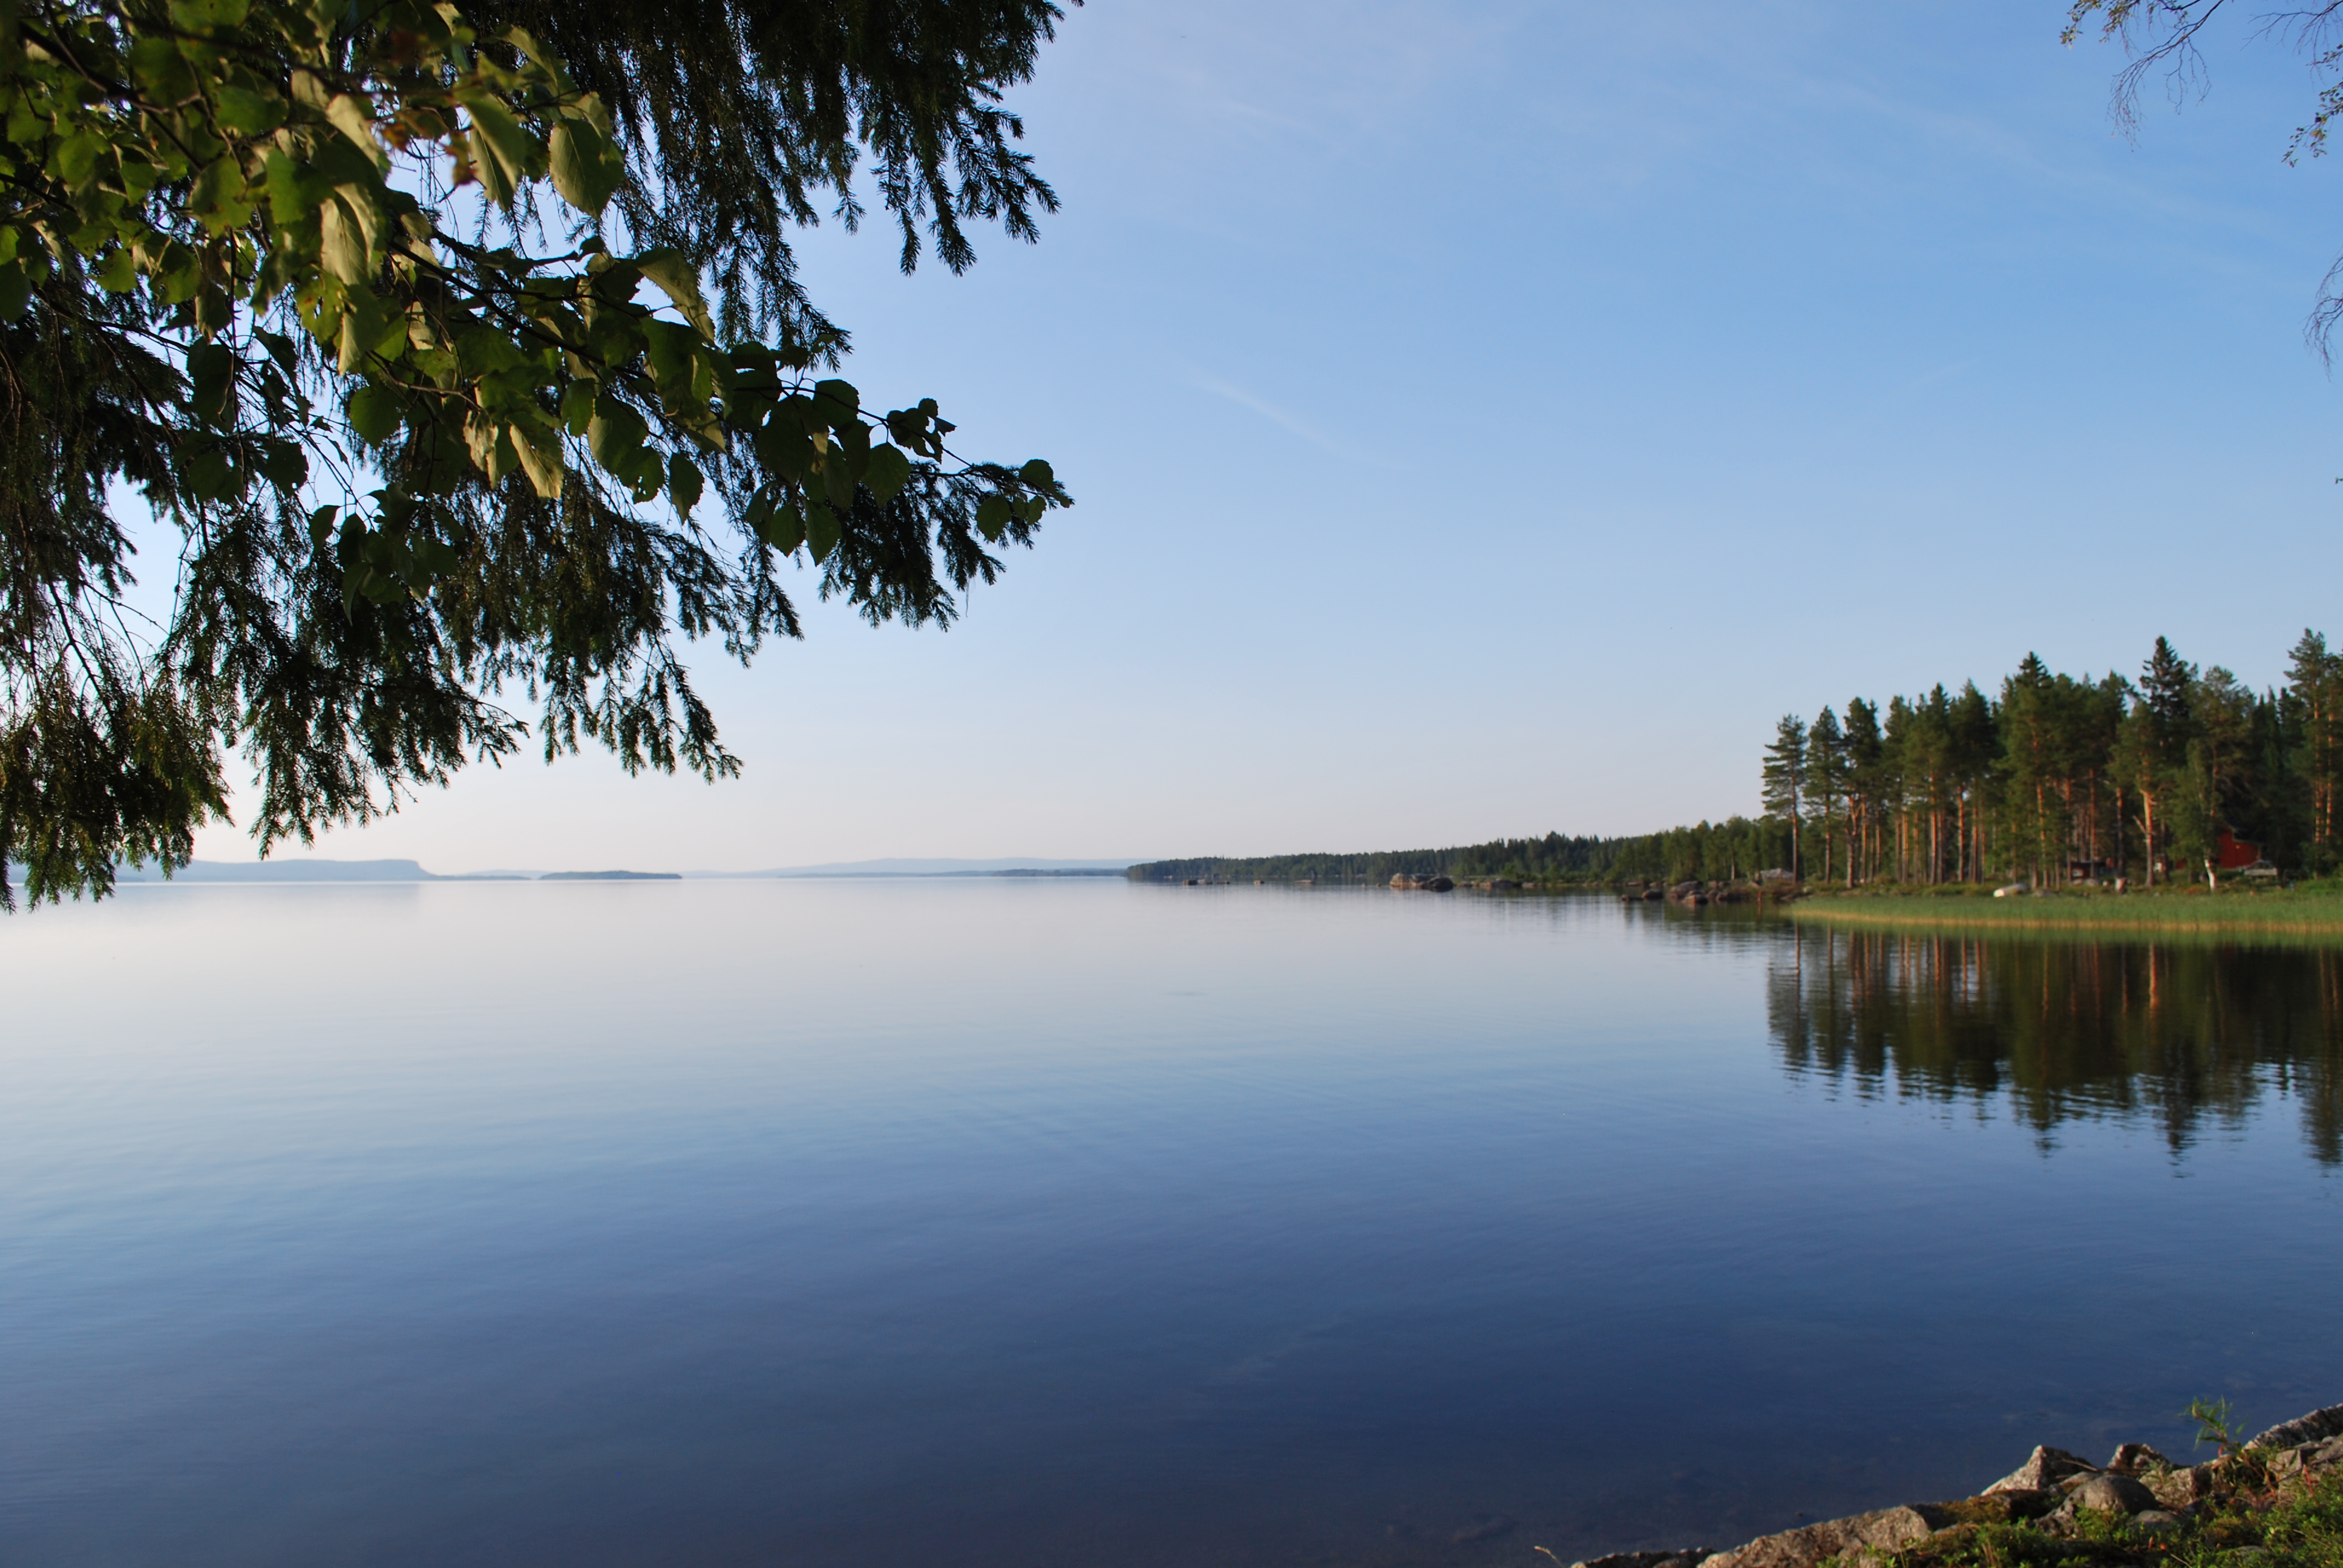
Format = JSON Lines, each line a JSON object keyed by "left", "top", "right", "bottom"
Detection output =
{"left": 5, "top": 881, "right": 2341, "bottom": 1567}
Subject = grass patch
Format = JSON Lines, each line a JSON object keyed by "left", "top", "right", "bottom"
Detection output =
{"left": 1787, "top": 886, "right": 2343, "bottom": 938}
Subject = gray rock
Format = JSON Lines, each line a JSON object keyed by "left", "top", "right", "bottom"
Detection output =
{"left": 1985, "top": 1446, "right": 2097, "bottom": 1495}
{"left": 2131, "top": 1511, "right": 2187, "bottom": 1536}
{"left": 2107, "top": 1443, "right": 2177, "bottom": 1477}
{"left": 2148, "top": 1466, "right": 2213, "bottom": 1510}
{"left": 2071, "top": 1473, "right": 2157, "bottom": 1516}
{"left": 1699, "top": 1504, "right": 1956, "bottom": 1568}
{"left": 2249, "top": 1403, "right": 2343, "bottom": 1452}
{"left": 2271, "top": 1434, "right": 2343, "bottom": 1477}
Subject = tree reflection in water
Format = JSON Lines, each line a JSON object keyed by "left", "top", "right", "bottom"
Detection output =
{"left": 1768, "top": 928, "right": 2343, "bottom": 1163}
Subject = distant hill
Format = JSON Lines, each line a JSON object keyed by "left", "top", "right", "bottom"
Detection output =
{"left": 540, "top": 871, "right": 681, "bottom": 881}
{"left": 109, "top": 858, "right": 450, "bottom": 883}
{"left": 713, "top": 857, "right": 1141, "bottom": 878}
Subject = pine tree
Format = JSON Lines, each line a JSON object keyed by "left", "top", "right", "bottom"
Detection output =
{"left": 1761, "top": 714, "right": 1808, "bottom": 879}
{"left": 1844, "top": 697, "right": 1884, "bottom": 885}
{"left": 2112, "top": 702, "right": 2165, "bottom": 884}
{"left": 2000, "top": 654, "right": 2060, "bottom": 887}
{"left": 1810, "top": 706, "right": 1847, "bottom": 885}
{"left": 2141, "top": 637, "right": 2197, "bottom": 753}
{"left": 2286, "top": 629, "right": 2342, "bottom": 868}
{"left": 1947, "top": 681, "right": 1997, "bottom": 882}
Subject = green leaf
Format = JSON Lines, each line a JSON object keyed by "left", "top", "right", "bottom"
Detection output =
{"left": 811, "top": 377, "right": 859, "bottom": 432}
{"left": 806, "top": 498, "right": 841, "bottom": 563}
{"left": 263, "top": 150, "right": 320, "bottom": 226}
{"left": 0, "top": 261, "right": 30, "bottom": 321}
{"left": 169, "top": 0, "right": 251, "bottom": 28}
{"left": 634, "top": 248, "right": 713, "bottom": 337}
{"left": 187, "top": 342, "right": 234, "bottom": 426}
{"left": 1018, "top": 458, "right": 1054, "bottom": 488}
{"left": 54, "top": 130, "right": 103, "bottom": 186}
{"left": 667, "top": 454, "right": 703, "bottom": 515}
{"left": 214, "top": 84, "right": 286, "bottom": 137}
{"left": 255, "top": 328, "right": 301, "bottom": 372}
{"left": 755, "top": 492, "right": 807, "bottom": 554}
{"left": 94, "top": 246, "right": 135, "bottom": 293}
{"left": 330, "top": 185, "right": 383, "bottom": 267}
{"left": 623, "top": 447, "right": 665, "bottom": 501}
{"left": 863, "top": 442, "right": 912, "bottom": 507}
{"left": 319, "top": 198, "right": 369, "bottom": 284}
{"left": 191, "top": 157, "right": 254, "bottom": 231}
{"left": 184, "top": 447, "right": 235, "bottom": 500}
{"left": 834, "top": 415, "right": 871, "bottom": 477}
{"left": 820, "top": 452, "right": 856, "bottom": 509}
{"left": 346, "top": 382, "right": 399, "bottom": 443}
{"left": 326, "top": 94, "right": 387, "bottom": 171}
{"left": 641, "top": 319, "right": 698, "bottom": 410}
{"left": 152, "top": 238, "right": 202, "bottom": 304}
{"left": 547, "top": 122, "right": 620, "bottom": 215}
{"left": 194, "top": 281, "right": 232, "bottom": 336}
{"left": 587, "top": 396, "right": 648, "bottom": 470}
{"left": 508, "top": 417, "right": 565, "bottom": 498}
{"left": 753, "top": 418, "right": 813, "bottom": 480}
{"left": 257, "top": 440, "right": 307, "bottom": 488}
{"left": 128, "top": 38, "right": 197, "bottom": 104}
{"left": 336, "top": 289, "right": 393, "bottom": 374}
{"left": 464, "top": 97, "right": 536, "bottom": 197}
{"left": 884, "top": 405, "right": 932, "bottom": 453}
{"left": 560, "top": 379, "right": 596, "bottom": 437}
{"left": 974, "top": 493, "right": 1012, "bottom": 540}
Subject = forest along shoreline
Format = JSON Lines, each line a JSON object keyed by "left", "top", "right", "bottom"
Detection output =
{"left": 1133, "top": 631, "right": 2343, "bottom": 910}
{"left": 1556, "top": 1401, "right": 2343, "bottom": 1568}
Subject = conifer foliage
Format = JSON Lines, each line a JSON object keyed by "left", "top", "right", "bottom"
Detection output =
{"left": 1768, "top": 633, "right": 2343, "bottom": 889}
{"left": 0, "top": 0, "right": 1073, "bottom": 907}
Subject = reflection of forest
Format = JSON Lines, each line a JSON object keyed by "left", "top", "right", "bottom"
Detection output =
{"left": 1767, "top": 930, "right": 2343, "bottom": 1162}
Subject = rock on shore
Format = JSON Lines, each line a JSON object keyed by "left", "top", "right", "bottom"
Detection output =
{"left": 1565, "top": 1401, "right": 2343, "bottom": 1568}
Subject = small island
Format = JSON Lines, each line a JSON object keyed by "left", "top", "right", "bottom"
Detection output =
{"left": 537, "top": 871, "right": 683, "bottom": 881}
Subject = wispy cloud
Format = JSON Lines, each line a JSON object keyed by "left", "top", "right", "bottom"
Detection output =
{"left": 1185, "top": 368, "right": 1397, "bottom": 467}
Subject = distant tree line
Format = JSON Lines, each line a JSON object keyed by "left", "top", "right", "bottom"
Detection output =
{"left": 1130, "top": 835, "right": 1649, "bottom": 886}
{"left": 1128, "top": 822, "right": 1794, "bottom": 887}
{"left": 1133, "top": 633, "right": 2343, "bottom": 892}
{"left": 1759, "top": 633, "right": 2343, "bottom": 889}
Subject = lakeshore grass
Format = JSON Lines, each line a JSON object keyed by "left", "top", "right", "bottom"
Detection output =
{"left": 1786, "top": 882, "right": 2343, "bottom": 938}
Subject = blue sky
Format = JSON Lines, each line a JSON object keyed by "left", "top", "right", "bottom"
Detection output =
{"left": 191, "top": 0, "right": 2343, "bottom": 872}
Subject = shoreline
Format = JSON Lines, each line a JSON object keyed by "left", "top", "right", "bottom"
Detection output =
{"left": 1559, "top": 1401, "right": 2343, "bottom": 1568}
{"left": 1783, "top": 889, "right": 2343, "bottom": 936}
